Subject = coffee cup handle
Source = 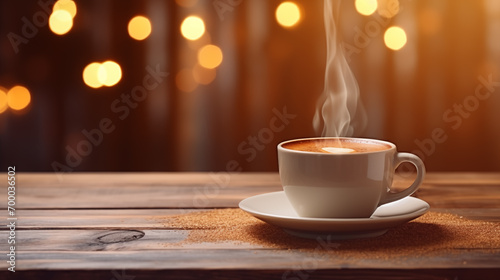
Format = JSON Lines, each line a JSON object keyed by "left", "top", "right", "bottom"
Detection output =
{"left": 379, "top": 152, "right": 426, "bottom": 205}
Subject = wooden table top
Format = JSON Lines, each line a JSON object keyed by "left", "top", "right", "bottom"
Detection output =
{"left": 1, "top": 172, "right": 499, "bottom": 279}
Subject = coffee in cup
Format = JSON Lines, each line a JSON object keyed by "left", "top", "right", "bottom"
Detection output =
{"left": 282, "top": 138, "right": 390, "bottom": 154}
{"left": 278, "top": 137, "right": 425, "bottom": 218}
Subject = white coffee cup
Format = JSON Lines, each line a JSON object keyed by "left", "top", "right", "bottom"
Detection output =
{"left": 277, "top": 137, "right": 425, "bottom": 218}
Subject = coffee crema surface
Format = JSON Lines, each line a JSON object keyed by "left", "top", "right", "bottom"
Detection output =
{"left": 282, "top": 139, "right": 391, "bottom": 154}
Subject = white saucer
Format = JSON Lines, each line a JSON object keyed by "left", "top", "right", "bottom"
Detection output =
{"left": 239, "top": 191, "right": 429, "bottom": 240}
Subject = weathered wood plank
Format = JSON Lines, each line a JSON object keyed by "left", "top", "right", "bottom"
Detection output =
{"left": 0, "top": 209, "right": 202, "bottom": 229}
{"left": 0, "top": 173, "right": 282, "bottom": 209}
{"left": 416, "top": 185, "right": 500, "bottom": 208}
{"left": 0, "top": 229, "right": 190, "bottom": 251}
{"left": 0, "top": 173, "right": 498, "bottom": 277}
{"left": 1, "top": 173, "right": 499, "bottom": 209}
{"left": 3, "top": 184, "right": 281, "bottom": 209}
{"left": 3, "top": 172, "right": 500, "bottom": 188}
{"left": 1, "top": 209, "right": 499, "bottom": 230}
{"left": 1, "top": 249, "right": 500, "bottom": 271}
{"left": 0, "top": 172, "right": 281, "bottom": 188}
{"left": 2, "top": 225, "right": 500, "bottom": 252}
{"left": 0, "top": 229, "right": 271, "bottom": 252}
{"left": 0, "top": 208, "right": 498, "bottom": 266}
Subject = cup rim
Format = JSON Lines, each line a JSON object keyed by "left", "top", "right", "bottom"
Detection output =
{"left": 278, "top": 137, "right": 396, "bottom": 155}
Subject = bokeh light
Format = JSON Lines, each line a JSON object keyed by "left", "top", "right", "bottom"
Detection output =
{"left": 384, "top": 26, "right": 407, "bottom": 51}
{"left": 377, "top": 0, "right": 400, "bottom": 18}
{"left": 83, "top": 62, "right": 103, "bottom": 88}
{"left": 53, "top": 0, "right": 77, "bottom": 18}
{"left": 83, "top": 61, "right": 122, "bottom": 89}
{"left": 128, "top": 16, "right": 152, "bottom": 41}
{"left": 180, "top": 16, "right": 205, "bottom": 41}
{"left": 98, "top": 61, "right": 122, "bottom": 87}
{"left": 7, "top": 85, "right": 31, "bottom": 111}
{"left": 198, "top": 44, "right": 223, "bottom": 69}
{"left": 276, "top": 2, "right": 301, "bottom": 28}
{"left": 355, "top": 0, "right": 378, "bottom": 16}
{"left": 0, "top": 88, "right": 8, "bottom": 114}
{"left": 49, "top": 10, "right": 73, "bottom": 35}
{"left": 193, "top": 64, "right": 216, "bottom": 85}
{"left": 176, "top": 69, "right": 198, "bottom": 92}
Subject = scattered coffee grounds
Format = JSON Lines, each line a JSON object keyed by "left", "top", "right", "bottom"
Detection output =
{"left": 162, "top": 209, "right": 500, "bottom": 259}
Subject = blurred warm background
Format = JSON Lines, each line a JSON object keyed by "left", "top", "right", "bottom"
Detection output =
{"left": 0, "top": 0, "right": 499, "bottom": 172}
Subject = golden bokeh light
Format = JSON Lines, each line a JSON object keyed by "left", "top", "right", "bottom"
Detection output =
{"left": 53, "top": 0, "right": 77, "bottom": 18}
{"left": 83, "top": 61, "right": 122, "bottom": 89}
{"left": 128, "top": 16, "right": 152, "bottom": 41}
{"left": 377, "top": 0, "right": 400, "bottom": 18}
{"left": 49, "top": 10, "right": 73, "bottom": 35}
{"left": 98, "top": 61, "right": 122, "bottom": 87}
{"left": 7, "top": 85, "right": 31, "bottom": 111}
{"left": 197, "top": 44, "right": 223, "bottom": 69}
{"left": 193, "top": 64, "right": 216, "bottom": 85}
{"left": 180, "top": 16, "right": 205, "bottom": 41}
{"left": 0, "top": 88, "right": 8, "bottom": 114}
{"left": 83, "top": 62, "right": 103, "bottom": 88}
{"left": 384, "top": 26, "right": 407, "bottom": 51}
{"left": 276, "top": 2, "right": 301, "bottom": 28}
{"left": 355, "top": 0, "right": 378, "bottom": 16}
{"left": 176, "top": 69, "right": 198, "bottom": 92}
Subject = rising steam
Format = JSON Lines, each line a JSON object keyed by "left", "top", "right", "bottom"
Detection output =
{"left": 313, "top": 0, "right": 367, "bottom": 137}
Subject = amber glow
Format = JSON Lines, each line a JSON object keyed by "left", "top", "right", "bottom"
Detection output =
{"left": 377, "top": 0, "right": 400, "bottom": 18}
{"left": 355, "top": 0, "right": 378, "bottom": 16}
{"left": 180, "top": 16, "right": 205, "bottom": 41}
{"left": 193, "top": 64, "right": 216, "bottom": 85}
{"left": 49, "top": 10, "right": 73, "bottom": 35}
{"left": 276, "top": 2, "right": 301, "bottom": 28}
{"left": 128, "top": 16, "right": 152, "bottom": 40}
{"left": 176, "top": 69, "right": 198, "bottom": 92}
{"left": 53, "top": 0, "right": 77, "bottom": 18}
{"left": 83, "top": 61, "right": 122, "bottom": 89}
{"left": 384, "top": 26, "right": 407, "bottom": 51}
{"left": 175, "top": 0, "right": 198, "bottom": 7}
{"left": 7, "top": 86, "right": 31, "bottom": 111}
{"left": 198, "top": 44, "right": 223, "bottom": 69}
{"left": 83, "top": 63, "right": 103, "bottom": 88}
{"left": 0, "top": 88, "right": 8, "bottom": 113}
{"left": 419, "top": 8, "right": 442, "bottom": 36}
{"left": 98, "top": 61, "right": 122, "bottom": 87}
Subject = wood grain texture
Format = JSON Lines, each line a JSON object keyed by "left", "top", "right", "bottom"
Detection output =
{"left": 0, "top": 208, "right": 499, "bottom": 272}
{"left": 1, "top": 208, "right": 500, "bottom": 229}
{"left": 0, "top": 209, "right": 205, "bottom": 229}
{"left": 0, "top": 172, "right": 499, "bottom": 279}
{"left": 0, "top": 247, "right": 499, "bottom": 270}
{"left": 0, "top": 172, "right": 499, "bottom": 209}
{"left": 0, "top": 172, "right": 282, "bottom": 209}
